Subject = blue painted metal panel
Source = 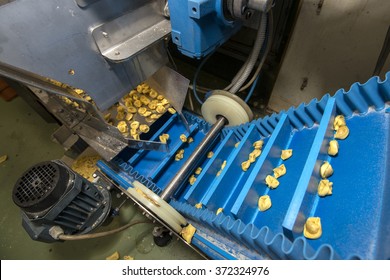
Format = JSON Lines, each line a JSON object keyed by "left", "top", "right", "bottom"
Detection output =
{"left": 98, "top": 73, "right": 390, "bottom": 259}
{"left": 168, "top": 0, "right": 241, "bottom": 58}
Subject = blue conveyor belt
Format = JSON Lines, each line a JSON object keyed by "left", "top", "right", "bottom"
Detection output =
{"left": 98, "top": 73, "right": 390, "bottom": 259}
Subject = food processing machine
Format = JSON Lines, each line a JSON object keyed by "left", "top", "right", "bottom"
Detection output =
{"left": 1, "top": 0, "right": 389, "bottom": 259}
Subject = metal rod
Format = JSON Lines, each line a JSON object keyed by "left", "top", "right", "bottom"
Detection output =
{"left": 0, "top": 61, "right": 115, "bottom": 127}
{"left": 160, "top": 117, "right": 227, "bottom": 201}
{"left": 0, "top": 61, "right": 85, "bottom": 102}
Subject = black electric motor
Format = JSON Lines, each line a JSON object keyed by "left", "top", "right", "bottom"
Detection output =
{"left": 12, "top": 160, "right": 111, "bottom": 242}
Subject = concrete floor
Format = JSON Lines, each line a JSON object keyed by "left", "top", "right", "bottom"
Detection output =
{"left": 0, "top": 96, "right": 202, "bottom": 260}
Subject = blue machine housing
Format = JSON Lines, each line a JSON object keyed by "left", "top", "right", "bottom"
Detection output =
{"left": 98, "top": 73, "right": 390, "bottom": 259}
{"left": 168, "top": 0, "right": 242, "bottom": 58}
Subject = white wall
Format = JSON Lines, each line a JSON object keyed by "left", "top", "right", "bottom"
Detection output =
{"left": 268, "top": 0, "right": 390, "bottom": 112}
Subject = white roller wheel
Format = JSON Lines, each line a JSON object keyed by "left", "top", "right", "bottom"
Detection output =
{"left": 201, "top": 90, "right": 253, "bottom": 126}
{"left": 132, "top": 181, "right": 187, "bottom": 226}
{"left": 127, "top": 187, "right": 183, "bottom": 233}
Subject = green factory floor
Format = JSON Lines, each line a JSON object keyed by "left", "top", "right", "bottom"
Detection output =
{"left": 0, "top": 96, "right": 202, "bottom": 260}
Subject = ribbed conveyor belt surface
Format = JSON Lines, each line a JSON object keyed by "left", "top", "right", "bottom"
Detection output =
{"left": 98, "top": 73, "right": 390, "bottom": 260}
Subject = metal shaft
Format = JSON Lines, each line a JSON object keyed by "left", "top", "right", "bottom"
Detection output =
{"left": 160, "top": 117, "right": 227, "bottom": 201}
{"left": 247, "top": 0, "right": 273, "bottom": 12}
{"left": 0, "top": 61, "right": 85, "bottom": 102}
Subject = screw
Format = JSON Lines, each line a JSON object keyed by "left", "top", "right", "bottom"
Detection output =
{"left": 102, "top": 31, "right": 108, "bottom": 38}
{"left": 115, "top": 51, "right": 120, "bottom": 56}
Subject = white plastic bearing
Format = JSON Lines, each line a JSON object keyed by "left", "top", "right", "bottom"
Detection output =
{"left": 127, "top": 181, "right": 187, "bottom": 233}
{"left": 201, "top": 90, "right": 253, "bottom": 126}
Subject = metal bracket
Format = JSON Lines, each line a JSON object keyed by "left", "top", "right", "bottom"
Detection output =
{"left": 92, "top": 1, "right": 171, "bottom": 62}
{"left": 146, "top": 66, "right": 190, "bottom": 131}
